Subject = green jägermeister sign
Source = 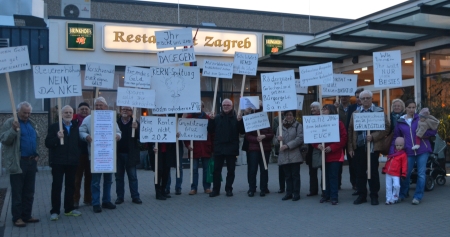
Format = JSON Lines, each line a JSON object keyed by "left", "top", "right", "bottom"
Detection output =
{"left": 263, "top": 35, "right": 284, "bottom": 56}
{"left": 66, "top": 23, "right": 94, "bottom": 51}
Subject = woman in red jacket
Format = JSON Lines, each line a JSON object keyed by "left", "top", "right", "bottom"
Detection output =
{"left": 313, "top": 104, "right": 347, "bottom": 205}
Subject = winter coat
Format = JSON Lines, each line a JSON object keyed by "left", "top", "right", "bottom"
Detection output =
{"left": 0, "top": 117, "right": 40, "bottom": 174}
{"left": 245, "top": 127, "right": 274, "bottom": 152}
{"left": 274, "top": 121, "right": 304, "bottom": 165}
{"left": 183, "top": 112, "right": 212, "bottom": 159}
{"left": 207, "top": 110, "right": 244, "bottom": 156}
{"left": 117, "top": 118, "right": 141, "bottom": 166}
{"left": 45, "top": 120, "right": 80, "bottom": 166}
{"left": 390, "top": 114, "right": 437, "bottom": 156}
{"left": 73, "top": 113, "right": 89, "bottom": 155}
{"left": 148, "top": 141, "right": 184, "bottom": 169}
{"left": 313, "top": 121, "right": 347, "bottom": 163}
{"left": 382, "top": 150, "right": 408, "bottom": 177}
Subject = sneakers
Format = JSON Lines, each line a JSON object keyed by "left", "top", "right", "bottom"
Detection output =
{"left": 412, "top": 198, "right": 420, "bottom": 205}
{"left": 65, "top": 210, "right": 82, "bottom": 216}
{"left": 102, "top": 202, "right": 117, "bottom": 209}
{"left": 50, "top": 213, "right": 59, "bottom": 221}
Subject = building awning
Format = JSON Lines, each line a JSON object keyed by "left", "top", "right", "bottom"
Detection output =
{"left": 259, "top": 0, "right": 450, "bottom": 68}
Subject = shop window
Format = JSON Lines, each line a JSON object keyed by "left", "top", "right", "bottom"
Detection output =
{"left": 0, "top": 70, "right": 44, "bottom": 112}
{"left": 422, "top": 48, "right": 450, "bottom": 75}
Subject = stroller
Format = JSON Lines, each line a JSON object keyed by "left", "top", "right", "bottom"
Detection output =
{"left": 410, "top": 153, "right": 447, "bottom": 191}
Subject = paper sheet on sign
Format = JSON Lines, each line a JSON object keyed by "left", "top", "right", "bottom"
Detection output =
{"left": 243, "top": 112, "right": 270, "bottom": 132}
{"left": 203, "top": 60, "right": 233, "bottom": 79}
{"left": 240, "top": 96, "right": 260, "bottom": 110}
{"left": 233, "top": 52, "right": 258, "bottom": 76}
{"left": 295, "top": 79, "right": 308, "bottom": 94}
{"left": 33, "top": 65, "right": 82, "bottom": 98}
{"left": 177, "top": 118, "right": 208, "bottom": 141}
{"left": 84, "top": 62, "right": 115, "bottom": 89}
{"left": 373, "top": 50, "right": 402, "bottom": 88}
{"left": 155, "top": 28, "right": 193, "bottom": 49}
{"left": 124, "top": 66, "right": 151, "bottom": 89}
{"left": 299, "top": 62, "right": 333, "bottom": 87}
{"left": 303, "top": 115, "right": 340, "bottom": 144}
{"left": 140, "top": 116, "right": 177, "bottom": 143}
{"left": 261, "top": 70, "right": 297, "bottom": 112}
{"left": 352, "top": 112, "right": 386, "bottom": 131}
{"left": 0, "top": 46, "right": 31, "bottom": 73}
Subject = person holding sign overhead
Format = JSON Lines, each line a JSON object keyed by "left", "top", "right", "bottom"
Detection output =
{"left": 348, "top": 90, "right": 390, "bottom": 206}
{"left": 0, "top": 102, "right": 40, "bottom": 227}
{"left": 274, "top": 110, "right": 304, "bottom": 201}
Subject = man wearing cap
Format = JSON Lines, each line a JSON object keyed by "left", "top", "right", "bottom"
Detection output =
{"left": 73, "top": 102, "right": 91, "bottom": 208}
{"left": 79, "top": 97, "right": 122, "bottom": 213}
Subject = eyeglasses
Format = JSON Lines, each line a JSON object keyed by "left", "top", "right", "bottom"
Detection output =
{"left": 359, "top": 97, "right": 372, "bottom": 101}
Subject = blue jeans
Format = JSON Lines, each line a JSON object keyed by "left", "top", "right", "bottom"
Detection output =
{"left": 324, "top": 162, "right": 341, "bottom": 201}
{"left": 166, "top": 155, "right": 183, "bottom": 191}
{"left": 400, "top": 152, "right": 428, "bottom": 200}
{"left": 115, "top": 153, "right": 140, "bottom": 200}
{"left": 191, "top": 158, "right": 211, "bottom": 191}
{"left": 91, "top": 173, "right": 112, "bottom": 206}
{"left": 10, "top": 159, "right": 37, "bottom": 222}
{"left": 247, "top": 151, "right": 270, "bottom": 192}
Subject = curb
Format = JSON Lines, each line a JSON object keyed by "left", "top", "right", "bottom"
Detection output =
{"left": 0, "top": 179, "right": 11, "bottom": 227}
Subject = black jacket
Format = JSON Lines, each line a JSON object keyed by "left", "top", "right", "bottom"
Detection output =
{"left": 45, "top": 119, "right": 80, "bottom": 166}
{"left": 148, "top": 141, "right": 184, "bottom": 170}
{"left": 207, "top": 110, "right": 244, "bottom": 156}
{"left": 117, "top": 118, "right": 141, "bottom": 166}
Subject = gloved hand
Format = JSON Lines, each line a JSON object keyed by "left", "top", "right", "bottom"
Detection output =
{"left": 412, "top": 145, "right": 420, "bottom": 150}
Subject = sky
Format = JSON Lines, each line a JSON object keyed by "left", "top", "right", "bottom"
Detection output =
{"left": 140, "top": 0, "right": 408, "bottom": 19}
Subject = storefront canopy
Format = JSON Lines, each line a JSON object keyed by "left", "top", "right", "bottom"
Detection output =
{"left": 258, "top": 0, "right": 450, "bottom": 68}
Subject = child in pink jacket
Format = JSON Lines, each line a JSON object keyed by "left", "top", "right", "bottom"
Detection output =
{"left": 382, "top": 137, "right": 408, "bottom": 205}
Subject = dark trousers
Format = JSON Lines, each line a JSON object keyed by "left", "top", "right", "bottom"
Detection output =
{"left": 282, "top": 162, "right": 301, "bottom": 196}
{"left": 115, "top": 153, "right": 140, "bottom": 200}
{"left": 213, "top": 155, "right": 236, "bottom": 193}
{"left": 10, "top": 159, "right": 37, "bottom": 222}
{"left": 308, "top": 163, "right": 319, "bottom": 194}
{"left": 74, "top": 154, "right": 92, "bottom": 204}
{"left": 51, "top": 164, "right": 77, "bottom": 214}
{"left": 324, "top": 162, "right": 341, "bottom": 201}
{"left": 154, "top": 152, "right": 170, "bottom": 194}
{"left": 247, "top": 151, "right": 270, "bottom": 192}
{"left": 355, "top": 147, "right": 380, "bottom": 199}
{"left": 278, "top": 166, "right": 285, "bottom": 191}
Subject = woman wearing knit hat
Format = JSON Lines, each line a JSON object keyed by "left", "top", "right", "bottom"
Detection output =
{"left": 413, "top": 108, "right": 439, "bottom": 150}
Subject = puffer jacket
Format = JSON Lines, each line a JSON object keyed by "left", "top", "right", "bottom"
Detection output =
{"left": 274, "top": 121, "right": 304, "bottom": 165}
{"left": 382, "top": 150, "right": 408, "bottom": 177}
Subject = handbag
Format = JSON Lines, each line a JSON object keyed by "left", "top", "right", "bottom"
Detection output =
{"left": 312, "top": 148, "right": 322, "bottom": 168}
{"left": 380, "top": 132, "right": 394, "bottom": 156}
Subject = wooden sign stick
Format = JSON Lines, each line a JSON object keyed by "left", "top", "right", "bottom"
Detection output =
{"left": 237, "top": 75, "right": 246, "bottom": 117}
{"left": 257, "top": 130, "right": 268, "bottom": 170}
{"left": 155, "top": 142, "right": 159, "bottom": 184}
{"left": 95, "top": 87, "right": 99, "bottom": 99}
{"left": 319, "top": 85, "right": 326, "bottom": 191}
{"left": 57, "top": 98, "right": 64, "bottom": 145}
{"left": 190, "top": 140, "right": 194, "bottom": 184}
{"left": 278, "top": 111, "right": 283, "bottom": 147}
{"left": 367, "top": 130, "right": 371, "bottom": 179}
{"left": 131, "top": 107, "right": 137, "bottom": 137}
{"left": 211, "top": 77, "right": 219, "bottom": 114}
{"left": 175, "top": 113, "right": 180, "bottom": 178}
{"left": 5, "top": 73, "right": 19, "bottom": 129}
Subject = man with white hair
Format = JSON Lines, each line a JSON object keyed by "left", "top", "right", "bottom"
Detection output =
{"left": 79, "top": 97, "right": 122, "bottom": 213}
{"left": 348, "top": 90, "right": 390, "bottom": 206}
{"left": 0, "top": 101, "right": 40, "bottom": 227}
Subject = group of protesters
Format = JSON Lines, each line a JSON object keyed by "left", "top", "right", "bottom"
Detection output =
{"left": 0, "top": 88, "right": 439, "bottom": 227}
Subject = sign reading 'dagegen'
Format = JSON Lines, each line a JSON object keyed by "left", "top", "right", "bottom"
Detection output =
{"left": 202, "top": 60, "right": 233, "bottom": 79}
{"left": 155, "top": 28, "right": 193, "bottom": 49}
{"left": 353, "top": 112, "right": 386, "bottom": 131}
{"left": 157, "top": 48, "right": 196, "bottom": 66}
{"left": 299, "top": 62, "right": 333, "bottom": 87}
{"left": 233, "top": 52, "right": 258, "bottom": 76}
{"left": 243, "top": 112, "right": 270, "bottom": 132}
{"left": 116, "top": 87, "right": 156, "bottom": 108}
{"left": 33, "top": 65, "right": 82, "bottom": 98}
{"left": 295, "top": 79, "right": 308, "bottom": 94}
{"left": 177, "top": 118, "right": 208, "bottom": 141}
{"left": 373, "top": 50, "right": 402, "bottom": 88}
{"left": 322, "top": 74, "right": 357, "bottom": 96}
{"left": 303, "top": 115, "right": 340, "bottom": 144}
{"left": 150, "top": 66, "right": 201, "bottom": 114}
{"left": 261, "top": 70, "right": 297, "bottom": 112}
{"left": 0, "top": 46, "right": 30, "bottom": 74}
{"left": 124, "top": 66, "right": 151, "bottom": 88}
{"left": 140, "top": 116, "right": 177, "bottom": 142}
{"left": 84, "top": 62, "right": 115, "bottom": 89}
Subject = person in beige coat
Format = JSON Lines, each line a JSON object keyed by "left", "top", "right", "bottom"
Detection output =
{"left": 274, "top": 110, "right": 304, "bottom": 201}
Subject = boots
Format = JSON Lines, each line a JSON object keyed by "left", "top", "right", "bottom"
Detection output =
{"left": 155, "top": 185, "right": 166, "bottom": 200}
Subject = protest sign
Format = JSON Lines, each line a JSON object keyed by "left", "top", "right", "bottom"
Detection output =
{"left": 233, "top": 52, "right": 258, "bottom": 76}
{"left": 0, "top": 46, "right": 30, "bottom": 74}
{"left": 303, "top": 115, "right": 340, "bottom": 144}
{"left": 299, "top": 62, "right": 333, "bottom": 86}
{"left": 243, "top": 112, "right": 270, "bottom": 132}
{"left": 90, "top": 110, "right": 117, "bottom": 173}
{"left": 157, "top": 48, "right": 196, "bottom": 66}
{"left": 322, "top": 74, "right": 357, "bottom": 96}
{"left": 297, "top": 95, "right": 304, "bottom": 110}
{"left": 295, "top": 79, "right": 308, "bottom": 94}
{"left": 150, "top": 66, "right": 201, "bottom": 114}
{"left": 177, "top": 118, "right": 208, "bottom": 141}
{"left": 240, "top": 96, "right": 260, "bottom": 110}
{"left": 203, "top": 59, "right": 233, "bottom": 79}
{"left": 352, "top": 112, "right": 386, "bottom": 131}
{"left": 84, "top": 62, "right": 115, "bottom": 89}
{"left": 116, "top": 87, "right": 156, "bottom": 108}
{"left": 124, "top": 66, "right": 151, "bottom": 88}
{"left": 140, "top": 116, "right": 177, "bottom": 142}
{"left": 261, "top": 70, "right": 297, "bottom": 112}
{"left": 33, "top": 65, "right": 82, "bottom": 98}
{"left": 155, "top": 28, "right": 193, "bottom": 49}
{"left": 373, "top": 50, "right": 402, "bottom": 87}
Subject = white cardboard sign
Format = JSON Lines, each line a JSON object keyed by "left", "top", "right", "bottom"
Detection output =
{"left": 303, "top": 115, "right": 340, "bottom": 144}
{"left": 353, "top": 112, "right": 386, "bottom": 131}
{"left": 322, "top": 74, "right": 357, "bottom": 96}
{"left": 140, "top": 116, "right": 177, "bottom": 142}
{"left": 297, "top": 95, "right": 304, "bottom": 111}
{"left": 155, "top": 28, "right": 193, "bottom": 49}
{"left": 91, "top": 110, "right": 116, "bottom": 173}
{"left": 240, "top": 96, "right": 260, "bottom": 110}
{"left": 124, "top": 66, "right": 151, "bottom": 88}
{"left": 33, "top": 65, "right": 82, "bottom": 98}
{"left": 116, "top": 87, "right": 156, "bottom": 108}
{"left": 84, "top": 62, "right": 115, "bottom": 89}
{"left": 373, "top": 50, "right": 402, "bottom": 88}
{"left": 157, "top": 48, "right": 196, "bottom": 66}
{"left": 177, "top": 118, "right": 208, "bottom": 141}
{"left": 295, "top": 79, "right": 308, "bottom": 94}
{"left": 299, "top": 62, "right": 333, "bottom": 86}
{"left": 0, "top": 46, "right": 31, "bottom": 74}
{"left": 261, "top": 70, "right": 297, "bottom": 112}
{"left": 243, "top": 112, "right": 270, "bottom": 132}
{"left": 233, "top": 52, "right": 258, "bottom": 76}
{"left": 150, "top": 66, "right": 201, "bottom": 114}
{"left": 202, "top": 59, "right": 233, "bottom": 79}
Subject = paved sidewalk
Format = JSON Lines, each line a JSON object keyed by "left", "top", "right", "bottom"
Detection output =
{"left": 1, "top": 163, "right": 450, "bottom": 237}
